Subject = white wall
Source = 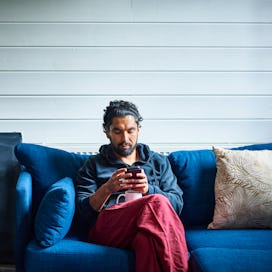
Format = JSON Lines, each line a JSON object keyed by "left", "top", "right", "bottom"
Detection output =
{"left": 0, "top": 0, "right": 272, "bottom": 152}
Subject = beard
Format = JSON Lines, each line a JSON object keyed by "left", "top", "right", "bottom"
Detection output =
{"left": 111, "top": 141, "right": 137, "bottom": 157}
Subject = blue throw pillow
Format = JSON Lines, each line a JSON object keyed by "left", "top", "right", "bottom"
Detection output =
{"left": 168, "top": 143, "right": 272, "bottom": 228}
{"left": 34, "top": 177, "right": 75, "bottom": 247}
{"left": 14, "top": 143, "right": 89, "bottom": 212}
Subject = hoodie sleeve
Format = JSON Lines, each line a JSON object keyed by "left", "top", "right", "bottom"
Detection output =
{"left": 147, "top": 155, "right": 184, "bottom": 216}
{"left": 75, "top": 157, "right": 100, "bottom": 228}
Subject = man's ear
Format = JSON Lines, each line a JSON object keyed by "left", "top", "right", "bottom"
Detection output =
{"left": 104, "top": 128, "right": 110, "bottom": 139}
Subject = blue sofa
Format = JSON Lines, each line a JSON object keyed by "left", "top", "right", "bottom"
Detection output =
{"left": 15, "top": 143, "right": 272, "bottom": 272}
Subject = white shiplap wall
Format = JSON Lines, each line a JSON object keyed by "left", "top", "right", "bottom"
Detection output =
{"left": 0, "top": 0, "right": 272, "bottom": 153}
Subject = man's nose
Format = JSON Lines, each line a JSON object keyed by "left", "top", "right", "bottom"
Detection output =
{"left": 121, "top": 132, "right": 129, "bottom": 142}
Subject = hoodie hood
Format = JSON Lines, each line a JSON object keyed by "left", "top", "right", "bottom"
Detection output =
{"left": 99, "top": 143, "right": 154, "bottom": 166}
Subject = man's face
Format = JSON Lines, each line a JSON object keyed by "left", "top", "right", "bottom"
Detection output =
{"left": 106, "top": 115, "right": 139, "bottom": 157}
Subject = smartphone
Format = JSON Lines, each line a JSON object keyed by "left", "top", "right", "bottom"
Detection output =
{"left": 126, "top": 166, "right": 141, "bottom": 179}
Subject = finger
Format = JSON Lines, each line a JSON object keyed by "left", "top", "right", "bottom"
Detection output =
{"left": 116, "top": 167, "right": 127, "bottom": 174}
{"left": 118, "top": 178, "right": 126, "bottom": 187}
{"left": 135, "top": 171, "right": 146, "bottom": 179}
{"left": 117, "top": 177, "right": 133, "bottom": 191}
{"left": 108, "top": 173, "right": 126, "bottom": 193}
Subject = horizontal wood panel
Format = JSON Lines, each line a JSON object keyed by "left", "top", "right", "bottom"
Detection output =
{"left": 1, "top": 23, "right": 272, "bottom": 46}
{"left": 1, "top": 120, "right": 271, "bottom": 145}
{"left": 1, "top": 1, "right": 271, "bottom": 155}
{"left": 0, "top": 0, "right": 271, "bottom": 22}
{"left": 1, "top": 96, "right": 272, "bottom": 119}
{"left": 1, "top": 48, "right": 272, "bottom": 71}
{"left": 1, "top": 72, "right": 272, "bottom": 95}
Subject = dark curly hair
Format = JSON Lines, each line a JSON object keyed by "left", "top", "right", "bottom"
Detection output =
{"left": 103, "top": 100, "right": 143, "bottom": 132}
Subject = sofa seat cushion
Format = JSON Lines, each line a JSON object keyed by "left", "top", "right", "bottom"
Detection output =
{"left": 189, "top": 247, "right": 272, "bottom": 272}
{"left": 25, "top": 238, "right": 135, "bottom": 272}
{"left": 186, "top": 228, "right": 272, "bottom": 251}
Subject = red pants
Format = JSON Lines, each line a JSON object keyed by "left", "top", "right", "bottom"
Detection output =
{"left": 88, "top": 194, "right": 189, "bottom": 272}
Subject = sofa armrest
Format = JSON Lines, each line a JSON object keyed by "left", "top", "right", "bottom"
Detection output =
{"left": 16, "top": 171, "right": 33, "bottom": 272}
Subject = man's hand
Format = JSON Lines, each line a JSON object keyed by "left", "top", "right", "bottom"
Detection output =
{"left": 89, "top": 168, "right": 127, "bottom": 211}
{"left": 123, "top": 168, "right": 149, "bottom": 195}
{"left": 105, "top": 168, "right": 128, "bottom": 193}
{"left": 89, "top": 168, "right": 149, "bottom": 212}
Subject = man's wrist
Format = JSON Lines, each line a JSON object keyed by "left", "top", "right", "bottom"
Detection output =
{"left": 102, "top": 182, "right": 113, "bottom": 195}
{"left": 89, "top": 183, "right": 112, "bottom": 211}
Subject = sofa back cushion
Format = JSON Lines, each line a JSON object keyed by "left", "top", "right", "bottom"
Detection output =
{"left": 14, "top": 143, "right": 89, "bottom": 213}
{"left": 168, "top": 143, "right": 272, "bottom": 228}
{"left": 168, "top": 149, "right": 216, "bottom": 227}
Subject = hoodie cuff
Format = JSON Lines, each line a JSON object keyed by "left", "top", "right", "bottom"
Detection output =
{"left": 147, "top": 184, "right": 157, "bottom": 194}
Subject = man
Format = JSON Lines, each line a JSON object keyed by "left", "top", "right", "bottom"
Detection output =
{"left": 76, "top": 100, "right": 188, "bottom": 272}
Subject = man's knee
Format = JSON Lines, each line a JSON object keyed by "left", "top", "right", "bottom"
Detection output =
{"left": 145, "top": 194, "right": 172, "bottom": 208}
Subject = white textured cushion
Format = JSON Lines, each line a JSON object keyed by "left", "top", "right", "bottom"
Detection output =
{"left": 208, "top": 147, "right": 272, "bottom": 229}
